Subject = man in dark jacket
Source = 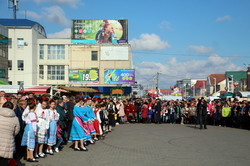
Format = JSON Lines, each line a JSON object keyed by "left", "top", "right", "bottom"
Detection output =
{"left": 56, "top": 100, "right": 67, "bottom": 129}
{"left": 197, "top": 97, "right": 208, "bottom": 129}
{"left": 155, "top": 99, "right": 162, "bottom": 124}
{"left": 65, "top": 97, "right": 75, "bottom": 141}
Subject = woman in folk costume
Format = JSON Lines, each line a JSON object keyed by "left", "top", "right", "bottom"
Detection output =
{"left": 21, "top": 103, "right": 38, "bottom": 162}
{"left": 93, "top": 104, "right": 102, "bottom": 140}
{"left": 69, "top": 97, "right": 89, "bottom": 151}
{"left": 117, "top": 100, "right": 125, "bottom": 124}
{"left": 84, "top": 100, "right": 96, "bottom": 143}
{"left": 46, "top": 100, "right": 59, "bottom": 155}
{"left": 107, "top": 101, "right": 116, "bottom": 131}
{"left": 22, "top": 98, "right": 36, "bottom": 122}
{"left": 35, "top": 100, "right": 49, "bottom": 158}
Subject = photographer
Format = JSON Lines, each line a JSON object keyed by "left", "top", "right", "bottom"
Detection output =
{"left": 197, "top": 97, "right": 208, "bottom": 129}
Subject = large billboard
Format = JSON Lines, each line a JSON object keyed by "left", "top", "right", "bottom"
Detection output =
{"left": 101, "top": 46, "right": 129, "bottom": 60}
{"left": 69, "top": 69, "right": 99, "bottom": 84}
{"left": 71, "top": 20, "right": 128, "bottom": 44}
{"left": 104, "top": 69, "right": 135, "bottom": 84}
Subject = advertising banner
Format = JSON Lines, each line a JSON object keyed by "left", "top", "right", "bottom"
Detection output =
{"left": 104, "top": 69, "right": 135, "bottom": 84}
{"left": 69, "top": 69, "right": 99, "bottom": 84}
{"left": 101, "top": 46, "right": 129, "bottom": 60}
{"left": 71, "top": 20, "right": 128, "bottom": 44}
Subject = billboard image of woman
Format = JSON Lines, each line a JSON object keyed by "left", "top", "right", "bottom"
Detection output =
{"left": 72, "top": 20, "right": 128, "bottom": 44}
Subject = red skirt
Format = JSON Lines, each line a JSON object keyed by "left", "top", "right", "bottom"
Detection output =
{"left": 93, "top": 120, "right": 100, "bottom": 135}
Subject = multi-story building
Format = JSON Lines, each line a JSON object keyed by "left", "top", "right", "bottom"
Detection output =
{"left": 176, "top": 79, "right": 206, "bottom": 97}
{"left": 0, "top": 19, "right": 133, "bottom": 96}
{"left": 0, "top": 19, "right": 46, "bottom": 86}
{"left": 37, "top": 38, "right": 133, "bottom": 95}
{"left": 206, "top": 74, "right": 226, "bottom": 95}
{"left": 0, "top": 25, "right": 8, "bottom": 84}
{"left": 225, "top": 71, "right": 247, "bottom": 93}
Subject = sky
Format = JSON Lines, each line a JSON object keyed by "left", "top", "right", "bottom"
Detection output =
{"left": 1, "top": 0, "right": 250, "bottom": 89}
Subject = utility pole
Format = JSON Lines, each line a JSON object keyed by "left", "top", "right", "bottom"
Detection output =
{"left": 156, "top": 72, "right": 160, "bottom": 96}
{"left": 8, "top": 0, "right": 19, "bottom": 19}
{"left": 214, "top": 77, "right": 217, "bottom": 94}
{"left": 230, "top": 75, "right": 234, "bottom": 92}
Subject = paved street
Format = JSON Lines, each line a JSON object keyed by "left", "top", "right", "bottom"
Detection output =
{"left": 20, "top": 124, "right": 250, "bottom": 166}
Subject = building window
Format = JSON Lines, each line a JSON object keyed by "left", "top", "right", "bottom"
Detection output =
{"left": 48, "top": 45, "right": 65, "bottom": 59}
{"left": 40, "top": 44, "right": 44, "bottom": 59}
{"left": 8, "top": 38, "right": 12, "bottom": 48}
{"left": 8, "top": 81, "right": 12, "bottom": 85}
{"left": 17, "top": 38, "right": 24, "bottom": 47}
{"left": 8, "top": 60, "right": 12, "bottom": 70}
{"left": 91, "top": 51, "right": 98, "bottom": 61}
{"left": 17, "top": 81, "right": 24, "bottom": 85}
{"left": 17, "top": 60, "right": 24, "bottom": 71}
{"left": 47, "top": 65, "right": 65, "bottom": 80}
{"left": 39, "top": 65, "right": 44, "bottom": 80}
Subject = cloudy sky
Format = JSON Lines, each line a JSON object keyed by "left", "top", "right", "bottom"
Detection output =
{"left": 1, "top": 0, "right": 250, "bottom": 88}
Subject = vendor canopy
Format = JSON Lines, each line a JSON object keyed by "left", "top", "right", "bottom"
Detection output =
{"left": 58, "top": 86, "right": 98, "bottom": 93}
{"left": 18, "top": 86, "right": 51, "bottom": 94}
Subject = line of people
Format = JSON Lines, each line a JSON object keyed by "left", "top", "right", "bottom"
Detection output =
{"left": 0, "top": 92, "right": 122, "bottom": 165}
{"left": 1, "top": 90, "right": 250, "bottom": 165}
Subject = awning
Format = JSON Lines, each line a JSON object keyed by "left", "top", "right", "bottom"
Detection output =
{"left": 238, "top": 91, "right": 250, "bottom": 98}
{"left": 53, "top": 88, "right": 69, "bottom": 93}
{"left": 219, "top": 92, "right": 235, "bottom": 99}
{"left": 18, "top": 86, "right": 51, "bottom": 94}
{"left": 58, "top": 86, "right": 98, "bottom": 93}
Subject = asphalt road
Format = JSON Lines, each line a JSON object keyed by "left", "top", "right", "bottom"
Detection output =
{"left": 20, "top": 124, "right": 250, "bottom": 166}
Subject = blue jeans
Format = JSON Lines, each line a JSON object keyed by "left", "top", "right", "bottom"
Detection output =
{"left": 55, "top": 136, "right": 63, "bottom": 148}
{"left": 170, "top": 113, "right": 176, "bottom": 124}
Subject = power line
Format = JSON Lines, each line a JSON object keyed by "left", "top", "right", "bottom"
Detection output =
{"left": 132, "top": 50, "right": 247, "bottom": 58}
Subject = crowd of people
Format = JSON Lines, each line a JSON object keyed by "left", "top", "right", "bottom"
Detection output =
{"left": 0, "top": 90, "right": 250, "bottom": 165}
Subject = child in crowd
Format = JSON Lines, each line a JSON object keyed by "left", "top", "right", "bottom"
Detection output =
{"left": 54, "top": 123, "right": 63, "bottom": 153}
{"left": 93, "top": 105, "right": 102, "bottom": 140}
{"left": 46, "top": 100, "right": 59, "bottom": 155}
{"left": 35, "top": 100, "right": 49, "bottom": 158}
{"left": 21, "top": 103, "right": 38, "bottom": 162}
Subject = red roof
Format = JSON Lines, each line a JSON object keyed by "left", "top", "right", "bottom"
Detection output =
{"left": 160, "top": 89, "right": 172, "bottom": 95}
{"left": 208, "top": 74, "right": 226, "bottom": 85}
{"left": 194, "top": 80, "right": 207, "bottom": 89}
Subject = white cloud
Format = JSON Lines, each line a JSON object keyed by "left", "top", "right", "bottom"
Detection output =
{"left": 216, "top": 15, "right": 232, "bottom": 22}
{"left": 22, "top": 11, "right": 41, "bottom": 19}
{"left": 47, "top": 28, "right": 71, "bottom": 38}
{"left": 25, "top": 6, "right": 70, "bottom": 27}
{"left": 34, "top": 0, "right": 83, "bottom": 8}
{"left": 189, "top": 45, "right": 214, "bottom": 54}
{"left": 135, "top": 54, "right": 242, "bottom": 88}
{"left": 159, "top": 21, "right": 172, "bottom": 31}
{"left": 42, "top": 6, "right": 70, "bottom": 26}
{"left": 130, "top": 34, "right": 170, "bottom": 51}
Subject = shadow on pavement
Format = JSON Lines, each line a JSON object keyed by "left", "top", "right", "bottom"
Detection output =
{"left": 185, "top": 125, "right": 199, "bottom": 129}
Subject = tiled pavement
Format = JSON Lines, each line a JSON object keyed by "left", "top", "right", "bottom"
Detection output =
{"left": 20, "top": 124, "right": 250, "bottom": 166}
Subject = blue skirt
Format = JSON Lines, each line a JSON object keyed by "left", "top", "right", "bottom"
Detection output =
{"left": 21, "top": 124, "right": 35, "bottom": 151}
{"left": 47, "top": 120, "right": 57, "bottom": 146}
{"left": 69, "top": 117, "right": 91, "bottom": 141}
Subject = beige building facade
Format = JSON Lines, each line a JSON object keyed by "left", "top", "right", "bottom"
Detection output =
{"left": 0, "top": 19, "right": 46, "bottom": 86}
{"left": 37, "top": 38, "right": 132, "bottom": 87}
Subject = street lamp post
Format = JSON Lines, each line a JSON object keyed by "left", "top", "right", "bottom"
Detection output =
{"left": 230, "top": 75, "right": 234, "bottom": 92}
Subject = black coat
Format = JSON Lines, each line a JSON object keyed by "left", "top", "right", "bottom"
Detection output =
{"left": 197, "top": 101, "right": 207, "bottom": 116}
{"left": 155, "top": 102, "right": 162, "bottom": 114}
{"left": 66, "top": 102, "right": 75, "bottom": 121}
